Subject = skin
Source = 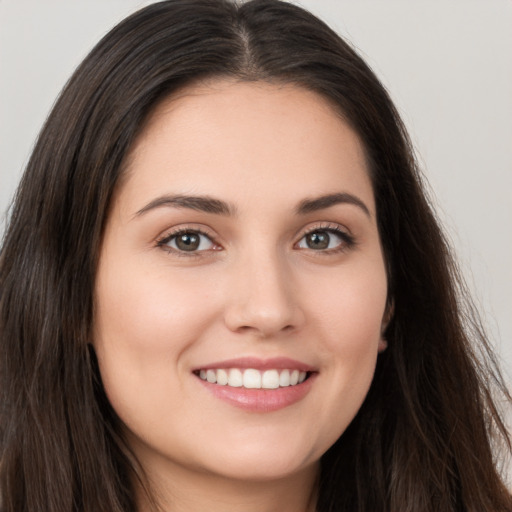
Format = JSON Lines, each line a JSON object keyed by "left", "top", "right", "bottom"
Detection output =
{"left": 94, "top": 80, "right": 389, "bottom": 512}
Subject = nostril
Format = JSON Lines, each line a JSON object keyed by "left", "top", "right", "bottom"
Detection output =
{"left": 233, "top": 323, "right": 295, "bottom": 337}
{"left": 223, "top": 285, "right": 305, "bottom": 336}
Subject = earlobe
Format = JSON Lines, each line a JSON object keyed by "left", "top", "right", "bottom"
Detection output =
{"left": 383, "top": 298, "right": 394, "bottom": 325}
{"left": 378, "top": 299, "right": 393, "bottom": 353}
{"left": 381, "top": 298, "right": 394, "bottom": 330}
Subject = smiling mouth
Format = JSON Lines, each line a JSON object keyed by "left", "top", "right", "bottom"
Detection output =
{"left": 194, "top": 368, "right": 310, "bottom": 389}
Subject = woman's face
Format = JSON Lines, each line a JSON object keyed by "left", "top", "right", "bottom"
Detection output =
{"left": 94, "top": 80, "right": 388, "bottom": 485}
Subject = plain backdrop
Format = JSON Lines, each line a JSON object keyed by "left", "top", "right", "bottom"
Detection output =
{"left": 1, "top": 1, "right": 511, "bottom": 386}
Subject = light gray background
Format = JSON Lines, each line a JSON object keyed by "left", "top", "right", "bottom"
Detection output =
{"left": 1, "top": 0, "right": 511, "bottom": 387}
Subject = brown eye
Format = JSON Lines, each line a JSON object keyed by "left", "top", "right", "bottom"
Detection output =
{"left": 175, "top": 232, "right": 201, "bottom": 251}
{"left": 305, "top": 231, "right": 330, "bottom": 250}
{"left": 297, "top": 228, "right": 354, "bottom": 252}
{"left": 161, "top": 230, "right": 216, "bottom": 252}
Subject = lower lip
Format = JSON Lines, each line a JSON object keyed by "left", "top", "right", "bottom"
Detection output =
{"left": 196, "top": 373, "right": 316, "bottom": 412}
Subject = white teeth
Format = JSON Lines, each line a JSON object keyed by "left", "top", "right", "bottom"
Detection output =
{"left": 279, "top": 369, "right": 290, "bottom": 387}
{"left": 216, "top": 368, "right": 228, "bottom": 385}
{"left": 261, "top": 369, "right": 280, "bottom": 389}
{"left": 228, "top": 368, "right": 243, "bottom": 387}
{"left": 197, "top": 368, "right": 309, "bottom": 389}
{"left": 243, "top": 369, "right": 261, "bottom": 389}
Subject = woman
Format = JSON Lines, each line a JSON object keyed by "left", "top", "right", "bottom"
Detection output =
{"left": 0, "top": 1, "right": 510, "bottom": 511}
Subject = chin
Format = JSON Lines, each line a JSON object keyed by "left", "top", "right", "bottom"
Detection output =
{"left": 189, "top": 433, "right": 322, "bottom": 482}
{"left": 204, "top": 454, "right": 317, "bottom": 483}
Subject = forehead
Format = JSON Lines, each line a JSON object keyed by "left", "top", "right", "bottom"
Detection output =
{"left": 118, "top": 79, "right": 374, "bottom": 215}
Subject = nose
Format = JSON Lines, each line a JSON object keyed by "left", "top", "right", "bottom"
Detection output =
{"left": 223, "top": 250, "right": 304, "bottom": 338}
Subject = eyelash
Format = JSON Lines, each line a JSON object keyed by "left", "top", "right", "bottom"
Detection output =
{"left": 156, "top": 227, "right": 219, "bottom": 257}
{"left": 155, "top": 223, "right": 356, "bottom": 256}
{"left": 298, "top": 224, "right": 356, "bottom": 254}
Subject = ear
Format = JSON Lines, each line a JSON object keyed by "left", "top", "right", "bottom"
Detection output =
{"left": 378, "top": 299, "right": 394, "bottom": 353}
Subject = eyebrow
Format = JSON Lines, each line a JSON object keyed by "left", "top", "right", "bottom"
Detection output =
{"left": 135, "top": 194, "right": 236, "bottom": 217}
{"left": 134, "top": 191, "right": 370, "bottom": 218}
{"left": 296, "top": 193, "right": 371, "bottom": 217}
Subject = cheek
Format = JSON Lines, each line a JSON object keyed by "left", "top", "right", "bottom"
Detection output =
{"left": 94, "top": 263, "right": 219, "bottom": 357}
{"left": 310, "top": 256, "right": 388, "bottom": 347}
{"left": 92, "top": 260, "right": 220, "bottom": 415}
{"left": 303, "top": 256, "right": 387, "bottom": 416}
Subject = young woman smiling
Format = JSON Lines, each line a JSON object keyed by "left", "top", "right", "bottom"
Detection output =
{"left": 0, "top": 1, "right": 510, "bottom": 511}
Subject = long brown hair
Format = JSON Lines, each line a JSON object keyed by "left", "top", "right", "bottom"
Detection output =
{"left": 1, "top": 1, "right": 510, "bottom": 510}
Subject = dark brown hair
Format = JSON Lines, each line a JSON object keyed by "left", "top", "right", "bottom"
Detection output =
{"left": 1, "top": 1, "right": 510, "bottom": 511}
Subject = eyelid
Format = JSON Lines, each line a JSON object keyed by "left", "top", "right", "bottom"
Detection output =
{"left": 155, "top": 225, "right": 222, "bottom": 255}
{"left": 296, "top": 221, "right": 351, "bottom": 239}
{"left": 295, "top": 222, "right": 356, "bottom": 252}
{"left": 154, "top": 221, "right": 355, "bottom": 257}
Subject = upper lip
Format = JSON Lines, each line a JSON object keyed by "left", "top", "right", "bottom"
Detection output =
{"left": 193, "top": 357, "right": 316, "bottom": 372}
